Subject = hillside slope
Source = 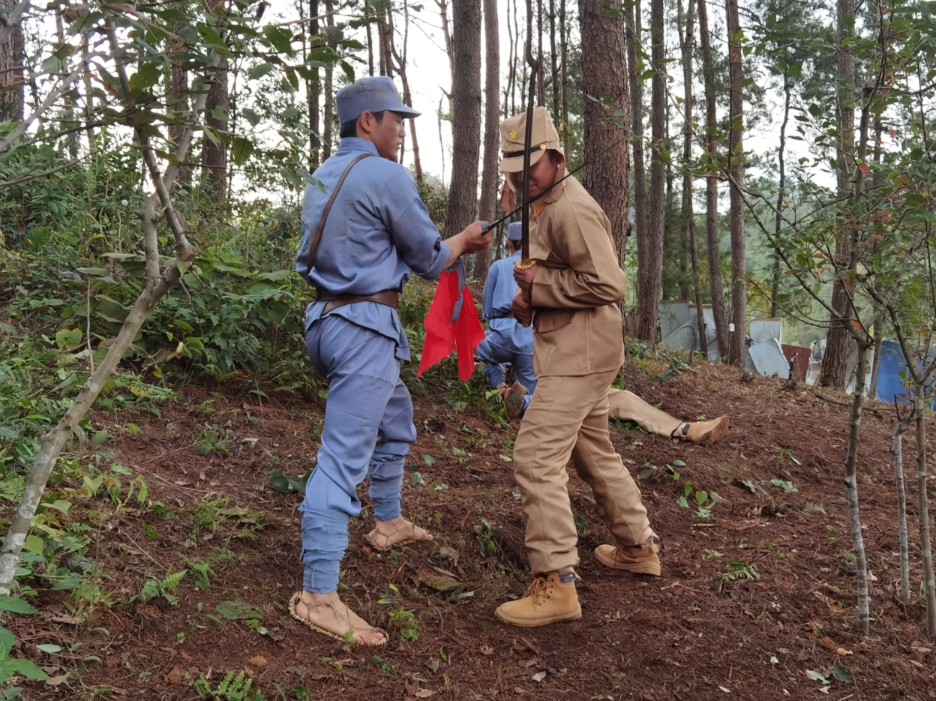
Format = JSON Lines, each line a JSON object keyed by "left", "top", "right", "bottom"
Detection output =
{"left": 7, "top": 357, "right": 934, "bottom": 700}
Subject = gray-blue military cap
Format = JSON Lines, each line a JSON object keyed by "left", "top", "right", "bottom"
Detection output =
{"left": 507, "top": 222, "right": 522, "bottom": 242}
{"left": 336, "top": 76, "right": 421, "bottom": 124}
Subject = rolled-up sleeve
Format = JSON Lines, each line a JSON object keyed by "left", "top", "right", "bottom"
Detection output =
{"left": 382, "top": 172, "right": 452, "bottom": 281}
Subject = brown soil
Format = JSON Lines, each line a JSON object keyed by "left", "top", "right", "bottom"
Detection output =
{"left": 7, "top": 359, "right": 936, "bottom": 701}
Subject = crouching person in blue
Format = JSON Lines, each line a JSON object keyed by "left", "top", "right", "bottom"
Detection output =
{"left": 476, "top": 222, "right": 536, "bottom": 416}
{"left": 290, "top": 76, "right": 491, "bottom": 646}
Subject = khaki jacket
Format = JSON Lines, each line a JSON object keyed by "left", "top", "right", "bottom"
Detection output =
{"left": 528, "top": 174, "right": 627, "bottom": 377}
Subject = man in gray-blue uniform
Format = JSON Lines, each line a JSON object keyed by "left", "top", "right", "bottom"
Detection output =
{"left": 289, "top": 76, "right": 490, "bottom": 646}
{"left": 477, "top": 222, "right": 535, "bottom": 415}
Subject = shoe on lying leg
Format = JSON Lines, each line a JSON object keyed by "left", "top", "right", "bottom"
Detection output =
{"left": 595, "top": 542, "right": 661, "bottom": 576}
{"left": 674, "top": 416, "right": 729, "bottom": 446}
{"left": 495, "top": 571, "right": 582, "bottom": 627}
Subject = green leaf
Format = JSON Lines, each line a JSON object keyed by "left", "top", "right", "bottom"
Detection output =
{"left": 36, "top": 644, "right": 62, "bottom": 654}
{"left": 0, "top": 625, "right": 15, "bottom": 654}
{"left": 806, "top": 670, "right": 829, "bottom": 684}
{"left": 217, "top": 600, "right": 264, "bottom": 622}
{"left": 830, "top": 665, "right": 854, "bottom": 684}
{"left": 262, "top": 25, "right": 295, "bottom": 54}
{"left": 129, "top": 63, "right": 162, "bottom": 93}
{"left": 0, "top": 595, "right": 38, "bottom": 615}
{"left": 5, "top": 657, "right": 49, "bottom": 681}
{"left": 231, "top": 136, "right": 255, "bottom": 166}
{"left": 248, "top": 63, "right": 275, "bottom": 80}
{"left": 55, "top": 328, "right": 82, "bottom": 350}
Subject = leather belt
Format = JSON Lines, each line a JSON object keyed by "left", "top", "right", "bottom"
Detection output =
{"left": 316, "top": 288, "right": 400, "bottom": 315}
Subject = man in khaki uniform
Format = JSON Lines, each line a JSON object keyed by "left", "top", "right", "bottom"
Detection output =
{"left": 494, "top": 106, "right": 660, "bottom": 628}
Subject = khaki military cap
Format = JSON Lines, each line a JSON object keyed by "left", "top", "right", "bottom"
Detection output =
{"left": 499, "top": 106, "right": 564, "bottom": 173}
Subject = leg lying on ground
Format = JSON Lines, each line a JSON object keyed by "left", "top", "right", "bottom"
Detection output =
{"left": 607, "top": 388, "right": 729, "bottom": 445}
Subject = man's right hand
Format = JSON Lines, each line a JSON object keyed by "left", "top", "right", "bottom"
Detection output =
{"left": 445, "top": 220, "right": 491, "bottom": 267}
{"left": 460, "top": 220, "right": 491, "bottom": 253}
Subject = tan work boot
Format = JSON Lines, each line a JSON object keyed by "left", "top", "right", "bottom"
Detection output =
{"left": 595, "top": 542, "right": 661, "bottom": 576}
{"left": 674, "top": 416, "right": 729, "bottom": 446}
{"left": 495, "top": 572, "right": 582, "bottom": 627}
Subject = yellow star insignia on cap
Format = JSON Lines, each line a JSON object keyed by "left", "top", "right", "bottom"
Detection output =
{"left": 510, "top": 130, "right": 518, "bottom": 140}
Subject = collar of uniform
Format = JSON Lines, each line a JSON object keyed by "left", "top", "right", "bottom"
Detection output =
{"left": 336, "top": 137, "right": 381, "bottom": 157}
{"left": 534, "top": 169, "right": 569, "bottom": 215}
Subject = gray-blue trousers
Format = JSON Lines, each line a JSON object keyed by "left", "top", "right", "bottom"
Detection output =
{"left": 300, "top": 314, "right": 416, "bottom": 593}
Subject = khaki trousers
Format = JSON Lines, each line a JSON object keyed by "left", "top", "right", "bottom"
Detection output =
{"left": 607, "top": 388, "right": 682, "bottom": 437}
{"left": 513, "top": 369, "right": 656, "bottom": 575}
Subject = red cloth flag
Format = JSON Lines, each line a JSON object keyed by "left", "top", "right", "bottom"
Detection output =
{"left": 417, "top": 262, "right": 485, "bottom": 382}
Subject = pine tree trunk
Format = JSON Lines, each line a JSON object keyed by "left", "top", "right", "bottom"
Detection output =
{"left": 697, "top": 0, "right": 728, "bottom": 359}
{"left": 725, "top": 0, "right": 746, "bottom": 367}
{"left": 200, "top": 0, "right": 229, "bottom": 198}
{"left": 626, "top": 0, "right": 647, "bottom": 276}
{"left": 677, "top": 0, "right": 703, "bottom": 348}
{"left": 638, "top": 0, "right": 664, "bottom": 340}
{"left": 307, "top": 0, "right": 321, "bottom": 171}
{"left": 820, "top": 0, "right": 858, "bottom": 389}
{"left": 476, "top": 0, "right": 501, "bottom": 283}
{"left": 443, "top": 0, "right": 482, "bottom": 238}
{"left": 559, "top": 0, "right": 569, "bottom": 148}
{"left": 770, "top": 72, "right": 790, "bottom": 318}
{"left": 579, "top": 0, "right": 630, "bottom": 263}
{"left": 322, "top": 0, "right": 335, "bottom": 160}
{"left": 0, "top": 0, "right": 24, "bottom": 123}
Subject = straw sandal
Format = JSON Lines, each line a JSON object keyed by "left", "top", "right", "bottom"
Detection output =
{"left": 287, "top": 592, "right": 387, "bottom": 647}
{"left": 364, "top": 518, "right": 434, "bottom": 551}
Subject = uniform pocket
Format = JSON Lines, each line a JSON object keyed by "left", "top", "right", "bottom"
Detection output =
{"left": 534, "top": 308, "right": 575, "bottom": 333}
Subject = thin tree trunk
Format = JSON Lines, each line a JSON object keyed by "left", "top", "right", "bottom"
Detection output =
{"left": 677, "top": 0, "right": 703, "bottom": 349}
{"left": 365, "top": 0, "right": 375, "bottom": 76}
{"left": 638, "top": 0, "right": 664, "bottom": 341}
{"left": 435, "top": 0, "right": 454, "bottom": 89}
{"left": 770, "top": 72, "right": 791, "bottom": 317}
{"left": 626, "top": 0, "right": 647, "bottom": 272}
{"left": 537, "top": 0, "right": 546, "bottom": 105}
{"left": 200, "top": 0, "right": 229, "bottom": 198}
{"left": 0, "top": 0, "right": 24, "bottom": 123}
{"left": 443, "top": 0, "right": 482, "bottom": 238}
{"left": 81, "top": 33, "right": 95, "bottom": 150}
{"left": 869, "top": 316, "right": 883, "bottom": 398}
{"left": 559, "top": 0, "right": 568, "bottom": 148}
{"left": 504, "top": 0, "right": 516, "bottom": 117}
{"left": 697, "top": 0, "right": 728, "bottom": 359}
{"left": 388, "top": 2, "right": 422, "bottom": 177}
{"left": 892, "top": 410, "right": 913, "bottom": 605}
{"left": 307, "top": 0, "right": 321, "bottom": 171}
{"left": 725, "top": 0, "right": 746, "bottom": 367}
{"left": 820, "top": 0, "right": 858, "bottom": 388}
{"left": 843, "top": 340, "right": 872, "bottom": 634}
{"left": 549, "top": 0, "right": 559, "bottom": 116}
{"left": 380, "top": 6, "right": 394, "bottom": 78}
{"left": 322, "top": 0, "right": 335, "bottom": 160}
{"left": 914, "top": 386, "right": 936, "bottom": 635}
{"left": 476, "top": 0, "right": 501, "bottom": 283}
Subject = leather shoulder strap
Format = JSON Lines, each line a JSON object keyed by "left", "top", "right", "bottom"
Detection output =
{"left": 306, "top": 152, "right": 373, "bottom": 272}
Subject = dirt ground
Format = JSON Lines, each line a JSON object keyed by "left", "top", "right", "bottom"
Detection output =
{"left": 7, "top": 358, "right": 936, "bottom": 700}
